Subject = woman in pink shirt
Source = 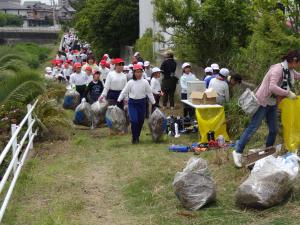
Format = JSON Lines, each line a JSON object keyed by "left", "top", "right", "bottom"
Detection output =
{"left": 232, "top": 50, "right": 300, "bottom": 167}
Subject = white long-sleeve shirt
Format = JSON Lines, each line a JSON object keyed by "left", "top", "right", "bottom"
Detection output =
{"left": 101, "top": 71, "right": 127, "bottom": 97}
{"left": 117, "top": 79, "right": 155, "bottom": 104}
{"left": 70, "top": 71, "right": 89, "bottom": 86}
{"left": 180, "top": 72, "right": 198, "bottom": 93}
{"left": 99, "top": 67, "right": 110, "bottom": 80}
{"left": 150, "top": 77, "right": 161, "bottom": 95}
{"left": 208, "top": 77, "right": 229, "bottom": 104}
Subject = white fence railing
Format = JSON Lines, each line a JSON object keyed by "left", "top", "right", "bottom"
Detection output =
{"left": 0, "top": 100, "right": 39, "bottom": 222}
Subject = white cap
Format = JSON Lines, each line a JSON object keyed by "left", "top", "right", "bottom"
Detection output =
{"left": 219, "top": 68, "right": 229, "bottom": 77}
{"left": 204, "top": 67, "right": 213, "bottom": 73}
{"left": 211, "top": 63, "right": 220, "bottom": 70}
{"left": 134, "top": 52, "right": 140, "bottom": 57}
{"left": 144, "top": 61, "right": 150, "bottom": 67}
{"left": 123, "top": 66, "right": 130, "bottom": 71}
{"left": 152, "top": 67, "right": 162, "bottom": 74}
{"left": 182, "top": 62, "right": 191, "bottom": 69}
{"left": 45, "top": 67, "right": 52, "bottom": 73}
{"left": 137, "top": 62, "right": 144, "bottom": 66}
{"left": 128, "top": 64, "right": 133, "bottom": 68}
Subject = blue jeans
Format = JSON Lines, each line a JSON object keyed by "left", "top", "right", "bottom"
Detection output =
{"left": 128, "top": 98, "right": 147, "bottom": 141}
{"left": 236, "top": 105, "right": 278, "bottom": 153}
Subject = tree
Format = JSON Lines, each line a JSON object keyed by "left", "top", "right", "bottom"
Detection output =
{"left": 74, "top": 0, "right": 139, "bottom": 57}
{"left": 154, "top": 0, "right": 254, "bottom": 66}
{"left": 230, "top": 11, "right": 300, "bottom": 83}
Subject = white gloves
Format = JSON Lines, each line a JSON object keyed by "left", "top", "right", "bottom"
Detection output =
{"left": 288, "top": 91, "right": 297, "bottom": 100}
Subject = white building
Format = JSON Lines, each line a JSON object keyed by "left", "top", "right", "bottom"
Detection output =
{"left": 139, "top": 0, "right": 172, "bottom": 53}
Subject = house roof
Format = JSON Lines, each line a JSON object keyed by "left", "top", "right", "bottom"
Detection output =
{"left": 0, "top": 2, "right": 27, "bottom": 10}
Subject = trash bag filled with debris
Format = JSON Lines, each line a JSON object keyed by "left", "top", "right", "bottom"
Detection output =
{"left": 236, "top": 154, "right": 300, "bottom": 208}
{"left": 148, "top": 108, "right": 167, "bottom": 142}
{"left": 91, "top": 100, "right": 108, "bottom": 128}
{"left": 73, "top": 98, "right": 92, "bottom": 127}
{"left": 63, "top": 89, "right": 80, "bottom": 110}
{"left": 105, "top": 105, "right": 127, "bottom": 132}
{"left": 173, "top": 157, "right": 216, "bottom": 210}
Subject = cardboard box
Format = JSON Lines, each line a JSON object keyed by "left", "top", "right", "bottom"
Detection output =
{"left": 187, "top": 81, "right": 206, "bottom": 100}
{"left": 190, "top": 88, "right": 217, "bottom": 105}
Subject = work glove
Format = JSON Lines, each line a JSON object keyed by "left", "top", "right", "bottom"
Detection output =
{"left": 288, "top": 91, "right": 297, "bottom": 100}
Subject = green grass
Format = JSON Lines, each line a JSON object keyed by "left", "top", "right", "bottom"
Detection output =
{"left": 1, "top": 115, "right": 299, "bottom": 225}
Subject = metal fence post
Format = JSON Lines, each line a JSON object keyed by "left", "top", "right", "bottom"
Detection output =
{"left": 27, "top": 104, "right": 33, "bottom": 149}
{"left": 10, "top": 124, "right": 18, "bottom": 174}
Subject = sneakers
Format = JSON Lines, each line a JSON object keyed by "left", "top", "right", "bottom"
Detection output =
{"left": 232, "top": 150, "right": 243, "bottom": 168}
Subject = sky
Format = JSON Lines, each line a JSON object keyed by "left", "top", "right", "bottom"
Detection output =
{"left": 21, "top": 0, "right": 58, "bottom": 5}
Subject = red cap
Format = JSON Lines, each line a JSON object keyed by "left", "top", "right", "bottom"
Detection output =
{"left": 85, "top": 66, "right": 92, "bottom": 71}
{"left": 73, "top": 62, "right": 82, "bottom": 68}
{"left": 100, "top": 60, "right": 106, "bottom": 66}
{"left": 66, "top": 59, "right": 72, "bottom": 63}
{"left": 114, "top": 58, "right": 124, "bottom": 64}
{"left": 51, "top": 59, "right": 56, "bottom": 65}
{"left": 102, "top": 55, "right": 108, "bottom": 60}
{"left": 133, "top": 64, "right": 143, "bottom": 71}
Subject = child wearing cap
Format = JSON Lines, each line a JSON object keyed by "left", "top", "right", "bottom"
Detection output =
{"left": 205, "top": 63, "right": 220, "bottom": 88}
{"left": 85, "top": 66, "right": 93, "bottom": 83}
{"left": 117, "top": 64, "right": 155, "bottom": 144}
{"left": 63, "top": 62, "right": 73, "bottom": 81}
{"left": 208, "top": 68, "right": 230, "bottom": 105}
{"left": 44, "top": 67, "right": 54, "bottom": 80}
{"left": 70, "top": 62, "right": 89, "bottom": 99}
{"left": 180, "top": 63, "right": 198, "bottom": 117}
{"left": 144, "top": 61, "right": 152, "bottom": 79}
{"left": 82, "top": 55, "right": 99, "bottom": 72}
{"left": 99, "top": 60, "right": 110, "bottom": 83}
{"left": 150, "top": 67, "right": 163, "bottom": 112}
{"left": 100, "top": 58, "right": 127, "bottom": 108}
{"left": 84, "top": 71, "right": 104, "bottom": 104}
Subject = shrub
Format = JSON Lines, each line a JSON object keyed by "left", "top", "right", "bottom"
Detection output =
{"left": 134, "top": 29, "right": 155, "bottom": 63}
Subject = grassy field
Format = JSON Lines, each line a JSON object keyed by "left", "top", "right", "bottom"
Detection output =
{"left": 1, "top": 106, "right": 300, "bottom": 225}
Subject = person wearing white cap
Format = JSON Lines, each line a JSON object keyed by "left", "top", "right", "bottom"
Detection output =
{"left": 180, "top": 62, "right": 198, "bottom": 117}
{"left": 205, "top": 63, "right": 220, "bottom": 88}
{"left": 134, "top": 52, "right": 144, "bottom": 63}
{"left": 150, "top": 67, "right": 164, "bottom": 112}
{"left": 203, "top": 67, "right": 213, "bottom": 86}
{"left": 44, "top": 67, "right": 54, "bottom": 80}
{"left": 144, "top": 61, "right": 152, "bottom": 79}
{"left": 208, "top": 68, "right": 230, "bottom": 105}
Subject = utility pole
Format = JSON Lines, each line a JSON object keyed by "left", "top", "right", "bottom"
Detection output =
{"left": 51, "top": 0, "right": 57, "bottom": 27}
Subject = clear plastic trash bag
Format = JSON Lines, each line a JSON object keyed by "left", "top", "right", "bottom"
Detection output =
{"left": 63, "top": 89, "right": 80, "bottom": 110}
{"left": 91, "top": 100, "right": 108, "bottom": 128}
{"left": 148, "top": 108, "right": 167, "bottom": 142}
{"left": 73, "top": 98, "right": 92, "bottom": 127}
{"left": 235, "top": 154, "right": 300, "bottom": 208}
{"left": 173, "top": 157, "right": 216, "bottom": 210}
{"left": 105, "top": 105, "right": 127, "bottom": 132}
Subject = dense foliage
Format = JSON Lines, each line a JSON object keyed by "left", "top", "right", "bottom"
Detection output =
{"left": 74, "top": 0, "right": 139, "bottom": 57}
{"left": 154, "top": 0, "right": 300, "bottom": 82}
{"left": 0, "top": 12, "right": 23, "bottom": 27}
{"left": 134, "top": 29, "right": 155, "bottom": 63}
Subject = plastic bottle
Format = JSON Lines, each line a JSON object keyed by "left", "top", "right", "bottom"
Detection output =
{"left": 169, "top": 145, "right": 190, "bottom": 152}
{"left": 217, "top": 135, "right": 225, "bottom": 147}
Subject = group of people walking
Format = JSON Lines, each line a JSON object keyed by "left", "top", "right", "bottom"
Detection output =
{"left": 46, "top": 33, "right": 300, "bottom": 168}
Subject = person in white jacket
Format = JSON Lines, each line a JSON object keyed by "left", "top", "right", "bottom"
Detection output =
{"left": 208, "top": 68, "right": 230, "bottom": 105}
{"left": 70, "top": 62, "right": 89, "bottom": 99}
{"left": 150, "top": 67, "right": 163, "bottom": 112}
{"left": 180, "top": 62, "right": 198, "bottom": 117}
{"left": 117, "top": 64, "right": 155, "bottom": 144}
{"left": 100, "top": 58, "right": 127, "bottom": 108}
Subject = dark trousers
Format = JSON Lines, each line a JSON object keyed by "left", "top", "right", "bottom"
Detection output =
{"left": 107, "top": 90, "right": 123, "bottom": 109}
{"left": 128, "top": 98, "right": 147, "bottom": 141}
{"left": 76, "top": 85, "right": 86, "bottom": 100}
{"left": 181, "top": 93, "right": 195, "bottom": 118}
{"left": 152, "top": 94, "right": 160, "bottom": 113}
{"left": 163, "top": 90, "right": 175, "bottom": 107}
